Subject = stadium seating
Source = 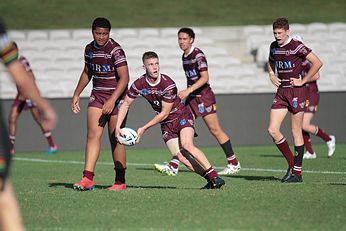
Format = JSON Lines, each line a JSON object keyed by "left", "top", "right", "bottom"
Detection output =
{"left": 1, "top": 23, "right": 345, "bottom": 99}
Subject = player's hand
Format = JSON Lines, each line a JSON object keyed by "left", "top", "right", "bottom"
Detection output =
{"left": 290, "top": 77, "right": 304, "bottom": 87}
{"left": 178, "top": 89, "right": 190, "bottom": 100}
{"left": 269, "top": 74, "right": 281, "bottom": 87}
{"left": 136, "top": 127, "right": 146, "bottom": 144}
{"left": 71, "top": 95, "right": 80, "bottom": 114}
{"left": 116, "top": 128, "right": 124, "bottom": 144}
{"left": 102, "top": 98, "right": 115, "bottom": 114}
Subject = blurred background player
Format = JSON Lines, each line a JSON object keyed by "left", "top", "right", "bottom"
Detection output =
{"left": 71, "top": 17, "right": 129, "bottom": 191}
{"left": 154, "top": 27, "right": 241, "bottom": 176}
{"left": 267, "top": 18, "right": 322, "bottom": 183}
{"left": 290, "top": 35, "right": 336, "bottom": 160}
{"left": 0, "top": 18, "right": 57, "bottom": 231}
{"left": 8, "top": 43, "right": 58, "bottom": 155}
{"left": 116, "top": 51, "right": 225, "bottom": 189}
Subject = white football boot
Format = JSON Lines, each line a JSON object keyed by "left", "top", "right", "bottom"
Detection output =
{"left": 154, "top": 163, "right": 178, "bottom": 176}
{"left": 303, "top": 151, "right": 317, "bottom": 159}
{"left": 327, "top": 135, "right": 336, "bottom": 157}
{"left": 218, "top": 162, "right": 241, "bottom": 175}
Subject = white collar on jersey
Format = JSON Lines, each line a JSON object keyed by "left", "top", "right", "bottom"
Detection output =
{"left": 184, "top": 46, "right": 195, "bottom": 58}
{"left": 280, "top": 37, "right": 292, "bottom": 47}
{"left": 145, "top": 73, "right": 161, "bottom": 86}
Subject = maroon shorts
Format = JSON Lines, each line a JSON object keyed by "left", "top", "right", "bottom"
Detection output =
{"left": 186, "top": 87, "right": 217, "bottom": 118}
{"left": 88, "top": 89, "right": 126, "bottom": 116}
{"left": 271, "top": 86, "right": 307, "bottom": 114}
{"left": 161, "top": 107, "right": 195, "bottom": 143}
{"left": 305, "top": 83, "right": 319, "bottom": 114}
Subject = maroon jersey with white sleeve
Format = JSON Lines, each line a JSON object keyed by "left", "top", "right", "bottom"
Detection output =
{"left": 182, "top": 47, "right": 210, "bottom": 94}
{"left": 269, "top": 37, "right": 312, "bottom": 88}
{"left": 84, "top": 38, "right": 127, "bottom": 92}
{"left": 127, "top": 73, "right": 186, "bottom": 124}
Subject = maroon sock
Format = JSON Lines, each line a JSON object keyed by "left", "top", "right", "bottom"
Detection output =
{"left": 115, "top": 168, "right": 126, "bottom": 184}
{"left": 169, "top": 156, "right": 180, "bottom": 169}
{"left": 315, "top": 127, "right": 331, "bottom": 142}
{"left": 303, "top": 131, "right": 314, "bottom": 154}
{"left": 83, "top": 170, "right": 94, "bottom": 181}
{"left": 226, "top": 155, "right": 238, "bottom": 165}
{"left": 204, "top": 167, "right": 218, "bottom": 182}
{"left": 275, "top": 138, "right": 294, "bottom": 167}
{"left": 44, "top": 131, "right": 55, "bottom": 147}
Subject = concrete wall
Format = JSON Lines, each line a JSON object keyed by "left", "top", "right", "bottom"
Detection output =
{"left": 1, "top": 91, "right": 345, "bottom": 152}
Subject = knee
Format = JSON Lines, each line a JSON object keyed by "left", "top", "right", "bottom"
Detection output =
{"left": 181, "top": 142, "right": 194, "bottom": 153}
{"left": 267, "top": 127, "right": 277, "bottom": 137}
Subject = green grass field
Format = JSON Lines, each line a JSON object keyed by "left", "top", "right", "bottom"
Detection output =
{"left": 12, "top": 144, "right": 346, "bottom": 231}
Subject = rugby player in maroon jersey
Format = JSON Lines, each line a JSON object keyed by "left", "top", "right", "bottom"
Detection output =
{"left": 290, "top": 35, "right": 336, "bottom": 159}
{"left": 116, "top": 51, "right": 225, "bottom": 189}
{"left": 267, "top": 18, "right": 323, "bottom": 183}
{"left": 154, "top": 27, "right": 241, "bottom": 176}
{"left": 71, "top": 18, "right": 129, "bottom": 191}
{"left": 8, "top": 44, "right": 58, "bottom": 156}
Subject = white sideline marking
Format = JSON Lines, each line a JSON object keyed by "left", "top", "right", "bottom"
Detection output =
{"left": 14, "top": 157, "right": 346, "bottom": 175}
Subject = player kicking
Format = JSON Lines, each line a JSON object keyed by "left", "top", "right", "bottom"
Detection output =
{"left": 290, "top": 36, "right": 336, "bottom": 159}
{"left": 154, "top": 28, "right": 240, "bottom": 176}
{"left": 8, "top": 43, "right": 58, "bottom": 155}
{"left": 267, "top": 18, "right": 323, "bottom": 183}
{"left": 116, "top": 51, "right": 225, "bottom": 189}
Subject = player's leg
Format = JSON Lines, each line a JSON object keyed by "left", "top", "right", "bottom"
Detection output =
{"left": 0, "top": 181, "right": 25, "bottom": 231}
{"left": 106, "top": 114, "right": 127, "bottom": 190}
{"left": 31, "top": 107, "right": 58, "bottom": 155}
{"left": 7, "top": 101, "right": 23, "bottom": 155}
{"left": 73, "top": 107, "right": 104, "bottom": 191}
{"left": 285, "top": 111, "right": 305, "bottom": 183}
{"left": 268, "top": 108, "right": 295, "bottom": 181}
{"left": 180, "top": 127, "right": 225, "bottom": 189}
{"left": 302, "top": 113, "right": 317, "bottom": 159}
{"left": 203, "top": 113, "right": 241, "bottom": 175}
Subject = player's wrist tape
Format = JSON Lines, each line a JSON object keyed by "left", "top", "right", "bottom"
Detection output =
{"left": 0, "top": 40, "right": 18, "bottom": 66}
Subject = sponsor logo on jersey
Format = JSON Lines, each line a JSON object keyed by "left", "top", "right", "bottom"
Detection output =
{"left": 198, "top": 103, "right": 204, "bottom": 113}
{"left": 141, "top": 88, "right": 148, "bottom": 96}
{"left": 206, "top": 105, "right": 212, "bottom": 112}
{"left": 188, "top": 119, "right": 194, "bottom": 126}
{"left": 275, "top": 60, "right": 293, "bottom": 70}
{"left": 89, "top": 96, "right": 95, "bottom": 103}
{"left": 180, "top": 119, "right": 186, "bottom": 125}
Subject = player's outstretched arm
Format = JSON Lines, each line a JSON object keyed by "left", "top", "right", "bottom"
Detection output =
{"left": 71, "top": 65, "right": 90, "bottom": 114}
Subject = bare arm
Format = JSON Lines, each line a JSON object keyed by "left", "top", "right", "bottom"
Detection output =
{"left": 290, "top": 52, "right": 323, "bottom": 86}
{"left": 7, "top": 60, "right": 57, "bottom": 130}
{"left": 115, "top": 95, "right": 134, "bottom": 142}
{"left": 71, "top": 65, "right": 90, "bottom": 114}
{"left": 267, "top": 61, "right": 281, "bottom": 88}
{"left": 178, "top": 71, "right": 208, "bottom": 100}
{"left": 102, "top": 65, "right": 130, "bottom": 114}
{"left": 137, "top": 101, "right": 173, "bottom": 142}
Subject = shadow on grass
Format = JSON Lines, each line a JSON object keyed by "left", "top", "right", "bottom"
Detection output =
{"left": 48, "top": 182, "right": 176, "bottom": 190}
{"left": 329, "top": 183, "right": 346, "bottom": 186}
{"left": 223, "top": 175, "right": 281, "bottom": 182}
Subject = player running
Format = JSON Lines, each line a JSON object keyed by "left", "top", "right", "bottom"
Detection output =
{"left": 290, "top": 35, "right": 336, "bottom": 159}
{"left": 154, "top": 27, "right": 241, "bottom": 176}
{"left": 116, "top": 51, "right": 225, "bottom": 189}
{"left": 8, "top": 43, "right": 58, "bottom": 155}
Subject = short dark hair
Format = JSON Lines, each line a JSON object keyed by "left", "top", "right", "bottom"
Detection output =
{"left": 273, "top": 18, "right": 289, "bottom": 30}
{"left": 178, "top": 27, "right": 195, "bottom": 39}
{"left": 142, "top": 51, "right": 158, "bottom": 63}
{"left": 92, "top": 17, "right": 111, "bottom": 31}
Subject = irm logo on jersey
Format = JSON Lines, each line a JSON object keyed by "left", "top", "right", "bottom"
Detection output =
{"left": 185, "top": 69, "right": 198, "bottom": 79}
{"left": 275, "top": 60, "right": 293, "bottom": 70}
{"left": 89, "top": 63, "right": 114, "bottom": 73}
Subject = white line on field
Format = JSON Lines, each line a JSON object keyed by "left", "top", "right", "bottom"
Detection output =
{"left": 13, "top": 157, "right": 346, "bottom": 175}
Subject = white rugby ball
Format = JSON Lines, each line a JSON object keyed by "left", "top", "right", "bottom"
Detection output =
{"left": 119, "top": 127, "right": 138, "bottom": 146}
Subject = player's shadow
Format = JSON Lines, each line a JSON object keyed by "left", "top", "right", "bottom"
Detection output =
{"left": 259, "top": 154, "right": 282, "bottom": 158}
{"left": 224, "top": 175, "right": 281, "bottom": 182}
{"left": 48, "top": 182, "right": 176, "bottom": 190}
{"left": 329, "top": 183, "right": 346, "bottom": 186}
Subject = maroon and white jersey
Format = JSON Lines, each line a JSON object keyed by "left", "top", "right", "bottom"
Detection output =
{"left": 269, "top": 37, "right": 312, "bottom": 88}
{"left": 127, "top": 73, "right": 186, "bottom": 124}
{"left": 84, "top": 38, "right": 127, "bottom": 92}
{"left": 182, "top": 47, "right": 210, "bottom": 94}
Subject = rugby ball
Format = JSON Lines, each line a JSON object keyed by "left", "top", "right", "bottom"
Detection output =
{"left": 119, "top": 127, "right": 138, "bottom": 146}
